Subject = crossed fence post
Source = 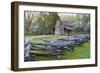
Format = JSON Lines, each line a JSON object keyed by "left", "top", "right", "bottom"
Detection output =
{"left": 24, "top": 40, "right": 36, "bottom": 61}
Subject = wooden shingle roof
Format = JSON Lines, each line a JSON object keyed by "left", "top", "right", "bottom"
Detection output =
{"left": 62, "top": 22, "right": 73, "bottom": 30}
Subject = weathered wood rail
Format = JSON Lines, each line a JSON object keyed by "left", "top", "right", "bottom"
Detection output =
{"left": 24, "top": 34, "right": 90, "bottom": 61}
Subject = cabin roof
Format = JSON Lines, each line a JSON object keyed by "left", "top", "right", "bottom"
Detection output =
{"left": 62, "top": 22, "right": 73, "bottom": 30}
{"left": 55, "top": 21, "right": 73, "bottom": 30}
{"left": 64, "top": 25, "right": 73, "bottom": 30}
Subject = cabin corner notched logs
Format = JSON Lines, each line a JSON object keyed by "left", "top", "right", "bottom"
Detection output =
{"left": 24, "top": 34, "right": 90, "bottom": 61}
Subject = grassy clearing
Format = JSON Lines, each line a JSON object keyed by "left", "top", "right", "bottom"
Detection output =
{"left": 25, "top": 35, "right": 90, "bottom": 61}
{"left": 62, "top": 41, "right": 90, "bottom": 60}
{"left": 25, "top": 35, "right": 66, "bottom": 43}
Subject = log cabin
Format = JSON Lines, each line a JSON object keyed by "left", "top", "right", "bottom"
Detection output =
{"left": 55, "top": 20, "right": 73, "bottom": 36}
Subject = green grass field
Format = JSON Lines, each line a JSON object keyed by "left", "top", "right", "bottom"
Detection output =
{"left": 25, "top": 35, "right": 90, "bottom": 61}
{"left": 62, "top": 41, "right": 90, "bottom": 59}
{"left": 25, "top": 35, "right": 66, "bottom": 43}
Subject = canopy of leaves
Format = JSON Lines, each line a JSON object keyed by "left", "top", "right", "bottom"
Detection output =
{"left": 34, "top": 12, "right": 60, "bottom": 35}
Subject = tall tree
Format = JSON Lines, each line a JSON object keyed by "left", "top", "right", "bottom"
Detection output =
{"left": 24, "top": 11, "right": 34, "bottom": 33}
{"left": 74, "top": 14, "right": 90, "bottom": 33}
{"left": 36, "top": 12, "right": 60, "bottom": 35}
